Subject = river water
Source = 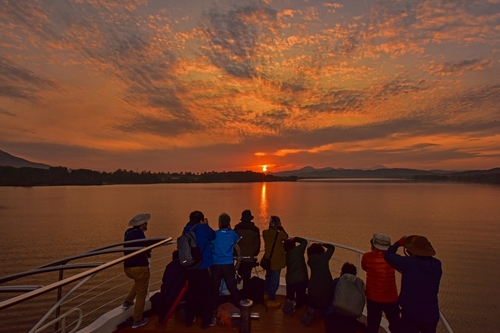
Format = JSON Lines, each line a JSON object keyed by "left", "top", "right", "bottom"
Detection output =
{"left": 0, "top": 180, "right": 499, "bottom": 332}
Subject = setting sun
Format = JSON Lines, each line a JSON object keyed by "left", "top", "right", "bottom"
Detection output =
{"left": 262, "top": 165, "right": 267, "bottom": 172}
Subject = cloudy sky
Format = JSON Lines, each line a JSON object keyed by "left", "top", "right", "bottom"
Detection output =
{"left": 1, "top": 0, "right": 500, "bottom": 173}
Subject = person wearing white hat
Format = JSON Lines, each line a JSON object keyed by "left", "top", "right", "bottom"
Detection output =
{"left": 362, "top": 234, "right": 401, "bottom": 333}
{"left": 122, "top": 213, "right": 151, "bottom": 329}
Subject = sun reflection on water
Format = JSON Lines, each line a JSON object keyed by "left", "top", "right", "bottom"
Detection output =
{"left": 259, "top": 182, "right": 268, "bottom": 224}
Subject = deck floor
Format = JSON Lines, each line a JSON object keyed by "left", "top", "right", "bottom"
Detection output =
{"left": 115, "top": 295, "right": 331, "bottom": 333}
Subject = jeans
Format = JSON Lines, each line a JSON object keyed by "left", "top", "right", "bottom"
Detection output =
{"left": 124, "top": 266, "right": 150, "bottom": 322}
{"left": 401, "top": 310, "right": 438, "bottom": 333}
{"left": 286, "top": 280, "right": 308, "bottom": 308}
{"left": 366, "top": 299, "right": 401, "bottom": 333}
{"left": 264, "top": 269, "right": 281, "bottom": 301}
{"left": 211, "top": 264, "right": 241, "bottom": 308}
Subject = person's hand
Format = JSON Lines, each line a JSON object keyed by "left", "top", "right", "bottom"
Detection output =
{"left": 397, "top": 236, "right": 406, "bottom": 246}
{"left": 201, "top": 218, "right": 209, "bottom": 224}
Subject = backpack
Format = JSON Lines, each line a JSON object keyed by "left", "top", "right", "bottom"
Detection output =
{"left": 333, "top": 274, "right": 365, "bottom": 318}
{"left": 177, "top": 224, "right": 202, "bottom": 269}
{"left": 243, "top": 276, "right": 265, "bottom": 306}
{"left": 217, "top": 302, "right": 240, "bottom": 327}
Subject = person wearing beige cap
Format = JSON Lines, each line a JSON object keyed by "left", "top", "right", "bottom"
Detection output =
{"left": 361, "top": 234, "right": 401, "bottom": 333}
{"left": 122, "top": 213, "right": 152, "bottom": 329}
{"left": 385, "top": 235, "right": 442, "bottom": 333}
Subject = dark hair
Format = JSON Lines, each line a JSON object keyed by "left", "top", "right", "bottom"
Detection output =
{"left": 307, "top": 243, "right": 325, "bottom": 257}
{"left": 283, "top": 238, "right": 295, "bottom": 252}
{"left": 269, "top": 215, "right": 281, "bottom": 229}
{"left": 218, "top": 213, "right": 231, "bottom": 229}
{"left": 189, "top": 210, "right": 204, "bottom": 223}
{"left": 341, "top": 262, "right": 357, "bottom": 276}
{"left": 172, "top": 250, "right": 179, "bottom": 261}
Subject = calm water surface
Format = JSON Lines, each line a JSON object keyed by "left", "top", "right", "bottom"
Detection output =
{"left": 1, "top": 181, "right": 499, "bottom": 333}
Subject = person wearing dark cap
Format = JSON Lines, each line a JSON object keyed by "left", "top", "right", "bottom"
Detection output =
{"left": 385, "top": 235, "right": 442, "bottom": 333}
{"left": 362, "top": 234, "right": 400, "bottom": 333}
{"left": 262, "top": 215, "right": 288, "bottom": 307}
{"left": 122, "top": 213, "right": 151, "bottom": 329}
{"left": 234, "top": 209, "right": 261, "bottom": 296}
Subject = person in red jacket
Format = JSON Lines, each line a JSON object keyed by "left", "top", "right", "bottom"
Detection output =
{"left": 361, "top": 234, "right": 401, "bottom": 333}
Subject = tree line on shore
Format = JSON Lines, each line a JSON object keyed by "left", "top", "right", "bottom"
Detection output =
{"left": 413, "top": 173, "right": 500, "bottom": 185}
{"left": 0, "top": 166, "right": 297, "bottom": 186}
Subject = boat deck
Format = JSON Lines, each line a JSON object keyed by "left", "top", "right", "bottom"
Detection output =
{"left": 114, "top": 295, "right": 366, "bottom": 333}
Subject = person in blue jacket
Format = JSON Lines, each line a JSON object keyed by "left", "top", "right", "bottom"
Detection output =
{"left": 210, "top": 213, "right": 241, "bottom": 309}
{"left": 384, "top": 235, "right": 442, "bottom": 333}
{"left": 182, "top": 210, "right": 217, "bottom": 329}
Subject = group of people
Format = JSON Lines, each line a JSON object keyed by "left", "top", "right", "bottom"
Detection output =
{"left": 121, "top": 211, "right": 443, "bottom": 333}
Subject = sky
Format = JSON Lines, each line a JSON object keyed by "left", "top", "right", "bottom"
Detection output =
{"left": 1, "top": 0, "right": 500, "bottom": 173}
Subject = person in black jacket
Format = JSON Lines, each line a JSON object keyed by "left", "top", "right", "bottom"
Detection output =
{"left": 122, "top": 213, "right": 151, "bottom": 329}
{"left": 150, "top": 250, "right": 188, "bottom": 324}
{"left": 234, "top": 210, "right": 260, "bottom": 296}
{"left": 283, "top": 237, "right": 309, "bottom": 315}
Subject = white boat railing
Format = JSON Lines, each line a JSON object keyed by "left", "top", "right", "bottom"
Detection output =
{"left": 0, "top": 237, "right": 173, "bottom": 333}
{"left": 298, "top": 237, "right": 454, "bottom": 333}
{"left": 0, "top": 236, "right": 454, "bottom": 333}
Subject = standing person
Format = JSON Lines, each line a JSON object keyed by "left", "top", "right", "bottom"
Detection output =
{"left": 122, "top": 213, "right": 151, "bottom": 329}
{"left": 385, "top": 235, "right": 442, "bottom": 333}
{"left": 302, "top": 242, "right": 335, "bottom": 325}
{"left": 282, "top": 236, "right": 309, "bottom": 315}
{"left": 182, "top": 211, "right": 217, "bottom": 329}
{"left": 262, "top": 215, "right": 288, "bottom": 307}
{"left": 210, "top": 213, "right": 241, "bottom": 308}
{"left": 362, "top": 234, "right": 401, "bottom": 333}
{"left": 234, "top": 209, "right": 260, "bottom": 296}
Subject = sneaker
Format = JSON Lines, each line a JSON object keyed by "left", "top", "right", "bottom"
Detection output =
{"left": 300, "top": 307, "right": 316, "bottom": 326}
{"left": 122, "top": 301, "right": 134, "bottom": 310}
{"left": 201, "top": 317, "right": 217, "bottom": 329}
{"left": 266, "top": 300, "right": 281, "bottom": 307}
{"left": 282, "top": 299, "right": 296, "bottom": 316}
{"left": 132, "top": 317, "right": 149, "bottom": 329}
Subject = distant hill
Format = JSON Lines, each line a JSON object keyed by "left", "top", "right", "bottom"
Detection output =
{"left": 0, "top": 150, "right": 50, "bottom": 169}
{"left": 270, "top": 166, "right": 444, "bottom": 178}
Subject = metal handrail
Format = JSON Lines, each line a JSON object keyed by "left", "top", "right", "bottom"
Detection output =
{"left": 0, "top": 237, "right": 173, "bottom": 310}
{"left": 301, "top": 237, "right": 454, "bottom": 333}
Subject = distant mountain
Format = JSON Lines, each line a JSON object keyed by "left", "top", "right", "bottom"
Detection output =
{"left": 0, "top": 150, "right": 51, "bottom": 169}
{"left": 270, "top": 166, "right": 439, "bottom": 178}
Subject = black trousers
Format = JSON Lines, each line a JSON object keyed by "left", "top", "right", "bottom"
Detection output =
{"left": 211, "top": 263, "right": 241, "bottom": 308}
{"left": 185, "top": 268, "right": 216, "bottom": 327}
{"left": 366, "top": 298, "right": 401, "bottom": 333}
{"left": 238, "top": 261, "right": 254, "bottom": 295}
{"left": 286, "top": 280, "right": 308, "bottom": 308}
{"left": 401, "top": 310, "right": 438, "bottom": 333}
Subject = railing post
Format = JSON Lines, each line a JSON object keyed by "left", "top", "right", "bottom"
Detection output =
{"left": 239, "top": 299, "right": 253, "bottom": 333}
{"left": 54, "top": 268, "right": 64, "bottom": 332}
